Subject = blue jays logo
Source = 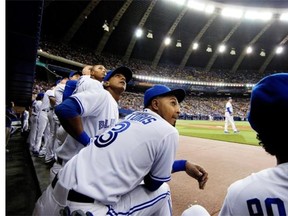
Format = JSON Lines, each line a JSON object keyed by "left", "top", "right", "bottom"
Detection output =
{"left": 94, "top": 121, "right": 130, "bottom": 148}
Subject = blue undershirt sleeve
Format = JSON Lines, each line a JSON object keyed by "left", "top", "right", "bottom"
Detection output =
{"left": 55, "top": 97, "right": 81, "bottom": 119}
{"left": 63, "top": 80, "right": 77, "bottom": 101}
{"left": 143, "top": 174, "right": 164, "bottom": 191}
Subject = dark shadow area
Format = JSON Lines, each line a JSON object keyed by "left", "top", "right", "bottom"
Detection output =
{"left": 6, "top": 131, "right": 41, "bottom": 216}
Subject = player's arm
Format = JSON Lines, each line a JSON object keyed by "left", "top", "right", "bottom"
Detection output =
{"left": 227, "top": 107, "right": 232, "bottom": 114}
{"left": 172, "top": 160, "right": 208, "bottom": 190}
{"left": 62, "top": 80, "right": 77, "bottom": 101}
{"left": 48, "top": 95, "right": 56, "bottom": 107}
{"left": 55, "top": 97, "right": 90, "bottom": 146}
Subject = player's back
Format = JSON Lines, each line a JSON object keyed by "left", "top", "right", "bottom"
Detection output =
{"left": 58, "top": 109, "right": 179, "bottom": 205}
{"left": 219, "top": 163, "right": 288, "bottom": 216}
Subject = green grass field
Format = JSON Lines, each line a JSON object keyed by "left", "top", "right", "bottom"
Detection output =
{"left": 176, "top": 120, "right": 259, "bottom": 146}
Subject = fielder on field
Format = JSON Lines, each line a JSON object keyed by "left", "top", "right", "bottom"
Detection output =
{"left": 224, "top": 97, "right": 239, "bottom": 134}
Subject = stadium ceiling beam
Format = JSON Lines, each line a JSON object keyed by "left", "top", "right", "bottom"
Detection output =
{"left": 205, "top": 19, "right": 242, "bottom": 72}
{"left": 231, "top": 18, "right": 275, "bottom": 73}
{"left": 259, "top": 34, "right": 288, "bottom": 73}
{"left": 62, "top": 0, "right": 100, "bottom": 44}
{"left": 179, "top": 12, "right": 218, "bottom": 70}
{"left": 95, "top": 0, "right": 133, "bottom": 55}
{"left": 122, "top": 0, "right": 157, "bottom": 63}
{"left": 151, "top": 7, "right": 188, "bottom": 69}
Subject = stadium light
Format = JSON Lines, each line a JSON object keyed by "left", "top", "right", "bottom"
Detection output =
{"left": 135, "top": 28, "right": 143, "bottom": 38}
{"left": 206, "top": 45, "right": 212, "bottom": 52}
{"left": 176, "top": 40, "right": 182, "bottom": 47}
{"left": 192, "top": 43, "right": 199, "bottom": 50}
{"left": 260, "top": 49, "right": 266, "bottom": 57}
{"left": 275, "top": 46, "right": 283, "bottom": 54}
{"left": 246, "top": 46, "right": 253, "bottom": 54}
{"left": 147, "top": 30, "right": 153, "bottom": 39}
{"left": 230, "top": 48, "right": 236, "bottom": 55}
{"left": 102, "top": 20, "right": 109, "bottom": 32}
{"left": 218, "top": 44, "right": 226, "bottom": 53}
{"left": 164, "top": 37, "right": 171, "bottom": 46}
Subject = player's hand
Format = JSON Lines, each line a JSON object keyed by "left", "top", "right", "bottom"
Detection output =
{"left": 185, "top": 162, "right": 208, "bottom": 190}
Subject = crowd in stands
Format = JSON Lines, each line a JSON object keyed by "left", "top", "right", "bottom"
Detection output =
{"left": 119, "top": 91, "right": 249, "bottom": 121}
{"left": 39, "top": 40, "right": 281, "bottom": 84}
{"left": 33, "top": 40, "right": 283, "bottom": 121}
{"left": 32, "top": 79, "right": 249, "bottom": 121}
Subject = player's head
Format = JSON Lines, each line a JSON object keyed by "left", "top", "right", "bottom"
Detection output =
{"left": 248, "top": 73, "right": 288, "bottom": 158}
{"left": 90, "top": 64, "right": 107, "bottom": 81}
{"left": 103, "top": 66, "right": 132, "bottom": 83}
{"left": 228, "top": 97, "right": 232, "bottom": 101}
{"left": 144, "top": 84, "right": 186, "bottom": 126}
{"left": 103, "top": 66, "right": 132, "bottom": 98}
{"left": 82, "top": 65, "right": 93, "bottom": 76}
{"left": 69, "top": 71, "right": 82, "bottom": 80}
{"left": 36, "top": 93, "right": 44, "bottom": 100}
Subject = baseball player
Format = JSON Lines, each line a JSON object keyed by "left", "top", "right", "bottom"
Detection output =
{"left": 182, "top": 73, "right": 288, "bottom": 216}
{"left": 53, "top": 66, "right": 132, "bottom": 170}
{"left": 56, "top": 71, "right": 82, "bottom": 144}
{"left": 33, "top": 84, "right": 208, "bottom": 216}
{"left": 27, "top": 93, "right": 44, "bottom": 152}
{"left": 219, "top": 73, "right": 288, "bottom": 215}
{"left": 72, "top": 64, "right": 107, "bottom": 94}
{"left": 32, "top": 84, "right": 56, "bottom": 157}
{"left": 21, "top": 106, "right": 30, "bottom": 133}
{"left": 49, "top": 65, "right": 110, "bottom": 181}
{"left": 224, "top": 97, "right": 238, "bottom": 133}
{"left": 62, "top": 70, "right": 83, "bottom": 101}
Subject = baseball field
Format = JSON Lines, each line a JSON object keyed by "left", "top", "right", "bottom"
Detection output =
{"left": 176, "top": 120, "right": 258, "bottom": 146}
{"left": 170, "top": 120, "right": 274, "bottom": 216}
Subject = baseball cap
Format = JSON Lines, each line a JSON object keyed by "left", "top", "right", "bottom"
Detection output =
{"left": 37, "top": 93, "right": 44, "bottom": 99}
{"left": 69, "top": 71, "right": 81, "bottom": 78}
{"left": 144, "top": 84, "right": 186, "bottom": 107}
{"left": 55, "top": 79, "right": 62, "bottom": 85}
{"left": 248, "top": 73, "right": 288, "bottom": 134}
{"left": 103, "top": 66, "right": 132, "bottom": 82}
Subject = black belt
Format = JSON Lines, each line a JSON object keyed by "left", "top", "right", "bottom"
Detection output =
{"left": 51, "top": 175, "right": 94, "bottom": 203}
{"left": 42, "top": 108, "right": 53, "bottom": 112}
{"left": 57, "top": 157, "right": 63, "bottom": 165}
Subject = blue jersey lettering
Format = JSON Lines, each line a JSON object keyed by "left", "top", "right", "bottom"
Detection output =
{"left": 126, "top": 113, "right": 156, "bottom": 125}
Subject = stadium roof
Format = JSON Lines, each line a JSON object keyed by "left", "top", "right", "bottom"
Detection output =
{"left": 40, "top": 0, "right": 288, "bottom": 73}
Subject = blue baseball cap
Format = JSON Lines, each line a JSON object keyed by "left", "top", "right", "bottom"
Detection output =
{"left": 37, "top": 93, "right": 44, "bottom": 99}
{"left": 144, "top": 84, "right": 186, "bottom": 107}
{"left": 69, "top": 71, "right": 81, "bottom": 78}
{"left": 55, "top": 79, "right": 62, "bottom": 85}
{"left": 103, "top": 66, "right": 132, "bottom": 82}
{"left": 248, "top": 73, "right": 288, "bottom": 134}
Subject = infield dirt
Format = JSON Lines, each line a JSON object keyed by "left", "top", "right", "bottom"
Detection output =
{"left": 169, "top": 136, "right": 274, "bottom": 216}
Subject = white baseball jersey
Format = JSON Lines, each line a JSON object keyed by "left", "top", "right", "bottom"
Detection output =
{"left": 224, "top": 101, "right": 237, "bottom": 132}
{"left": 40, "top": 89, "right": 55, "bottom": 111}
{"left": 73, "top": 75, "right": 103, "bottom": 94}
{"left": 58, "top": 109, "right": 178, "bottom": 204}
{"left": 21, "top": 110, "right": 30, "bottom": 132}
{"left": 54, "top": 83, "right": 66, "bottom": 106}
{"left": 225, "top": 101, "right": 233, "bottom": 114}
{"left": 27, "top": 100, "right": 42, "bottom": 149}
{"left": 34, "top": 89, "right": 55, "bottom": 153}
{"left": 55, "top": 88, "right": 118, "bottom": 163}
{"left": 219, "top": 163, "right": 288, "bottom": 216}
